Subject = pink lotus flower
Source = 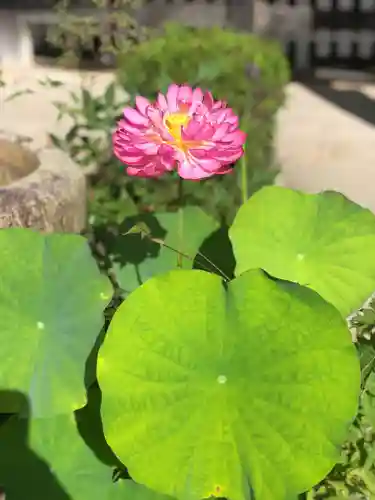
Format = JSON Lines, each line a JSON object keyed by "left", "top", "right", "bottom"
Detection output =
{"left": 113, "top": 84, "right": 246, "bottom": 180}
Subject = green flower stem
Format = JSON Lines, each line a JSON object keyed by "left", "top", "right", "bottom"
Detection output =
{"left": 240, "top": 85, "right": 253, "bottom": 205}
{"left": 240, "top": 149, "right": 248, "bottom": 205}
{"left": 177, "top": 177, "right": 184, "bottom": 268}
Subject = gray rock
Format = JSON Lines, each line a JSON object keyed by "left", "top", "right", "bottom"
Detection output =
{"left": 0, "top": 132, "right": 86, "bottom": 233}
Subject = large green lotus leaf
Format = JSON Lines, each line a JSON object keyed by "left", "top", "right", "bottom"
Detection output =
{"left": 229, "top": 186, "right": 375, "bottom": 317}
{"left": 97, "top": 269, "right": 360, "bottom": 500}
{"left": 0, "top": 406, "right": 170, "bottom": 500}
{"left": 112, "top": 207, "right": 219, "bottom": 293}
{"left": 0, "top": 228, "right": 112, "bottom": 417}
{"left": 121, "top": 480, "right": 174, "bottom": 500}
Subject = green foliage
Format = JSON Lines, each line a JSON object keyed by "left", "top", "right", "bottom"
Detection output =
{"left": 109, "top": 206, "right": 219, "bottom": 294}
{"left": 351, "top": 296, "right": 375, "bottom": 343}
{"left": 229, "top": 186, "right": 375, "bottom": 317}
{"left": 308, "top": 325, "right": 375, "bottom": 499}
{"left": 0, "top": 229, "right": 111, "bottom": 418}
{"left": 3, "top": 185, "right": 375, "bottom": 499}
{"left": 47, "top": 79, "right": 142, "bottom": 228}
{"left": 49, "top": 81, "right": 127, "bottom": 172}
{"left": 116, "top": 22, "right": 290, "bottom": 222}
{"left": 46, "top": 0, "right": 147, "bottom": 69}
{"left": 98, "top": 268, "right": 359, "bottom": 500}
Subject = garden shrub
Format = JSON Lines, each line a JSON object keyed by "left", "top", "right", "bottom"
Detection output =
{"left": 116, "top": 22, "right": 290, "bottom": 223}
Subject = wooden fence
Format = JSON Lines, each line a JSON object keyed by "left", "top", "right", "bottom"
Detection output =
{"left": 268, "top": 0, "right": 375, "bottom": 71}
{"left": 140, "top": 0, "right": 375, "bottom": 71}
{"left": 0, "top": 0, "right": 374, "bottom": 71}
{"left": 308, "top": 0, "right": 375, "bottom": 70}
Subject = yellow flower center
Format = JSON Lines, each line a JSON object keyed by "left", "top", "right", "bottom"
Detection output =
{"left": 164, "top": 113, "right": 190, "bottom": 145}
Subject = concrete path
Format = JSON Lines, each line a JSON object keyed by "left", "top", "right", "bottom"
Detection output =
{"left": 0, "top": 66, "right": 118, "bottom": 150}
{"left": 1, "top": 65, "right": 375, "bottom": 212}
{"left": 276, "top": 79, "right": 375, "bottom": 212}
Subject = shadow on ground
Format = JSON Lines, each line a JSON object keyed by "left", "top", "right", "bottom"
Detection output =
{"left": 0, "top": 390, "right": 69, "bottom": 500}
{"left": 302, "top": 76, "right": 375, "bottom": 127}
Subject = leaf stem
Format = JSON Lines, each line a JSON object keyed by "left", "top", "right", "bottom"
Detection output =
{"left": 151, "top": 237, "right": 230, "bottom": 282}
{"left": 239, "top": 85, "right": 272, "bottom": 206}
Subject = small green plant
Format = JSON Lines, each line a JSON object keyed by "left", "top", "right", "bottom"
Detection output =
{"left": 3, "top": 185, "right": 375, "bottom": 499}
{"left": 46, "top": 0, "right": 148, "bottom": 68}
{"left": 308, "top": 298, "right": 375, "bottom": 499}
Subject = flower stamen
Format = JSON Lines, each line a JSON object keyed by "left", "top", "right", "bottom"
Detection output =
{"left": 164, "top": 112, "right": 190, "bottom": 144}
{"left": 164, "top": 112, "right": 206, "bottom": 153}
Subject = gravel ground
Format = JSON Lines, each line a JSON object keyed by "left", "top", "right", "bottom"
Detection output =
{"left": 1, "top": 65, "right": 375, "bottom": 212}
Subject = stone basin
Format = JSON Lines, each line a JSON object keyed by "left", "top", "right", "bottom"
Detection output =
{"left": 0, "top": 132, "right": 86, "bottom": 232}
